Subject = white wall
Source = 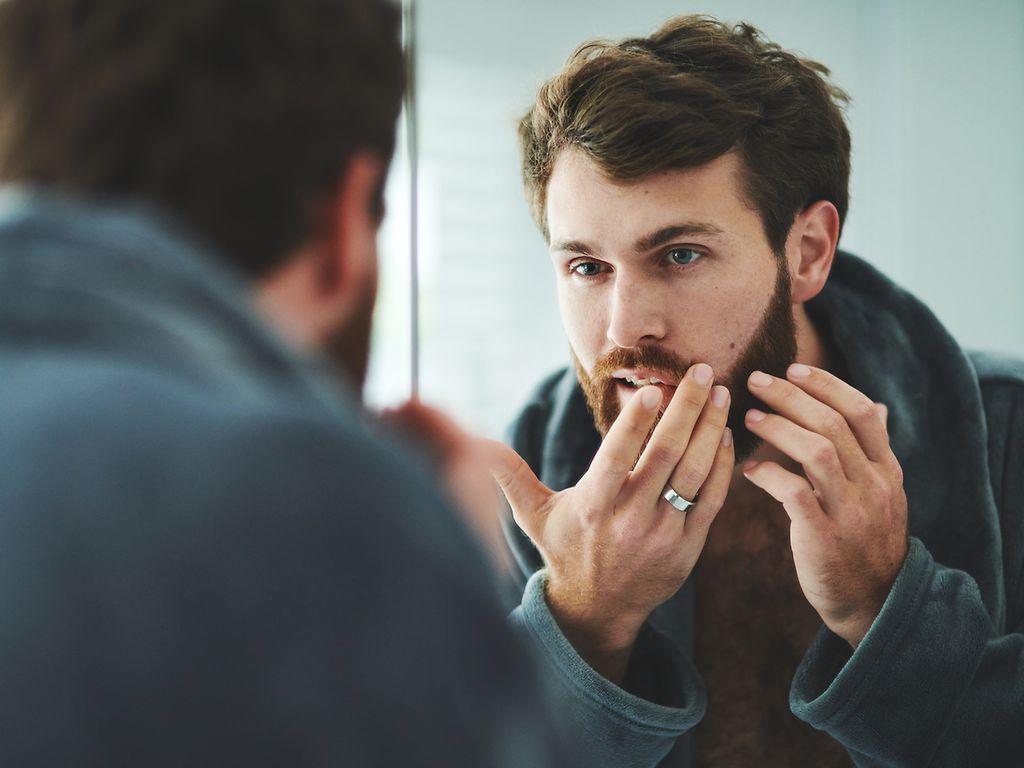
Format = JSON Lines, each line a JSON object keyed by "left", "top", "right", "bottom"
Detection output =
{"left": 367, "top": 0, "right": 1024, "bottom": 436}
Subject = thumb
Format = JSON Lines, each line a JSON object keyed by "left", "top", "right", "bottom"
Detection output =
{"left": 376, "top": 399, "right": 465, "bottom": 464}
{"left": 481, "top": 439, "right": 552, "bottom": 540}
{"left": 875, "top": 402, "right": 889, "bottom": 431}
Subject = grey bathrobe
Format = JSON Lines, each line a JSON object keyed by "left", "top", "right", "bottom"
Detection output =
{"left": 505, "top": 251, "right": 1024, "bottom": 767}
{"left": 0, "top": 189, "right": 586, "bottom": 767}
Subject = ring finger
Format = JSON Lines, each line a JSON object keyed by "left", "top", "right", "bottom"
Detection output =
{"left": 662, "top": 384, "right": 731, "bottom": 511}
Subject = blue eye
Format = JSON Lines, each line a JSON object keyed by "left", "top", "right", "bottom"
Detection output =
{"left": 570, "top": 261, "right": 604, "bottom": 277}
{"left": 667, "top": 247, "right": 702, "bottom": 266}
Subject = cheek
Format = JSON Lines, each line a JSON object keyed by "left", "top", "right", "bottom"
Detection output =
{"left": 557, "top": 284, "right": 607, "bottom": 367}
{"left": 670, "top": 281, "right": 769, "bottom": 370}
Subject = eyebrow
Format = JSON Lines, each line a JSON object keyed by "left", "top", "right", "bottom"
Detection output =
{"left": 551, "top": 222, "right": 725, "bottom": 257}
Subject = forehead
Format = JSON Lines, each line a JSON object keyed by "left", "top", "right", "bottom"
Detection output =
{"left": 545, "top": 148, "right": 761, "bottom": 252}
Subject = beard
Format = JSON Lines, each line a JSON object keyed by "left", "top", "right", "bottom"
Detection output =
{"left": 322, "top": 279, "right": 376, "bottom": 394}
{"left": 574, "top": 259, "right": 798, "bottom": 463}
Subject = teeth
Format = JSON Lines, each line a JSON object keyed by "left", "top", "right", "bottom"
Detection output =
{"left": 626, "top": 376, "right": 665, "bottom": 387}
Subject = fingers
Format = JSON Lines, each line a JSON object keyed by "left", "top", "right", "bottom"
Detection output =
{"left": 579, "top": 384, "right": 663, "bottom": 504}
{"left": 482, "top": 439, "right": 552, "bottom": 541}
{"left": 741, "top": 459, "right": 826, "bottom": 526}
{"left": 743, "top": 409, "right": 849, "bottom": 509}
{"left": 682, "top": 427, "right": 735, "bottom": 539}
{"left": 746, "top": 371, "right": 870, "bottom": 481}
{"left": 782, "top": 364, "right": 891, "bottom": 463}
{"left": 660, "top": 384, "right": 730, "bottom": 504}
{"left": 445, "top": 438, "right": 516, "bottom": 573}
{"left": 631, "top": 363, "right": 716, "bottom": 495}
{"left": 378, "top": 399, "right": 469, "bottom": 464}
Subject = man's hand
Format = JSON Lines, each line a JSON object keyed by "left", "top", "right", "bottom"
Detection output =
{"left": 379, "top": 400, "right": 511, "bottom": 572}
{"left": 487, "top": 363, "right": 735, "bottom": 685}
{"left": 742, "top": 363, "right": 909, "bottom": 648}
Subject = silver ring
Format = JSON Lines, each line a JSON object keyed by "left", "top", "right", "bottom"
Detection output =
{"left": 662, "top": 485, "right": 696, "bottom": 513}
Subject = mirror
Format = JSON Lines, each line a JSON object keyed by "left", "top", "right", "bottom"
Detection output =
{"left": 367, "top": 0, "right": 1024, "bottom": 436}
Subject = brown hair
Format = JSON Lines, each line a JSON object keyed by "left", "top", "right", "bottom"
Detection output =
{"left": 519, "top": 15, "right": 851, "bottom": 253}
{"left": 0, "top": 0, "right": 404, "bottom": 278}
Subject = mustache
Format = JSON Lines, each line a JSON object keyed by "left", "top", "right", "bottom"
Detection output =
{"left": 589, "top": 345, "right": 692, "bottom": 382}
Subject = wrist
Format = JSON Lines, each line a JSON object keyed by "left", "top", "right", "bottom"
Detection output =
{"left": 828, "top": 600, "right": 884, "bottom": 649}
{"left": 832, "top": 564, "right": 903, "bottom": 649}
{"left": 544, "top": 580, "right": 643, "bottom": 685}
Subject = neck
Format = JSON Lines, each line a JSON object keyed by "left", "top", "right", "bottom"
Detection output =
{"left": 255, "top": 249, "right": 324, "bottom": 352}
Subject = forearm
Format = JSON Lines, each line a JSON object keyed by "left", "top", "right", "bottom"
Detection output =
{"left": 544, "top": 579, "right": 644, "bottom": 687}
{"left": 554, "top": 624, "right": 634, "bottom": 687}
{"left": 791, "top": 537, "right": 1024, "bottom": 766}
{"left": 509, "top": 570, "right": 704, "bottom": 768}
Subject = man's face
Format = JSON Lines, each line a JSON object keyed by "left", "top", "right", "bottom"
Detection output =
{"left": 546, "top": 149, "right": 798, "bottom": 461}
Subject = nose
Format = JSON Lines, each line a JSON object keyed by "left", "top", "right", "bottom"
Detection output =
{"left": 605, "top": 274, "right": 669, "bottom": 349}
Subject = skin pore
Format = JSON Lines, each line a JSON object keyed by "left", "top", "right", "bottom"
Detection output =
{"left": 546, "top": 147, "right": 842, "bottom": 487}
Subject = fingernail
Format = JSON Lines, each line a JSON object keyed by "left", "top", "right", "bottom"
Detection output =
{"left": 746, "top": 408, "right": 766, "bottom": 423}
{"left": 711, "top": 385, "right": 730, "bottom": 407}
{"left": 788, "top": 363, "right": 811, "bottom": 379}
{"left": 640, "top": 385, "right": 662, "bottom": 409}
{"left": 749, "top": 371, "right": 773, "bottom": 388}
{"left": 721, "top": 427, "right": 733, "bottom": 447}
{"left": 742, "top": 460, "right": 759, "bottom": 472}
{"left": 692, "top": 363, "right": 713, "bottom": 385}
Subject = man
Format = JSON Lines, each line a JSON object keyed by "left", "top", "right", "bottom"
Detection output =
{"left": 0, "top": 1, "right": 602, "bottom": 765}
{"left": 492, "top": 15, "right": 1024, "bottom": 767}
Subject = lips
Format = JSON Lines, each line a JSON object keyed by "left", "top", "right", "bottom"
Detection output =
{"left": 611, "top": 368, "right": 682, "bottom": 388}
{"left": 613, "top": 376, "right": 677, "bottom": 410}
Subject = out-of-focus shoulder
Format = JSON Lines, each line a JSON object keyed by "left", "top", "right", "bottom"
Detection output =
{"left": 968, "top": 349, "right": 1024, "bottom": 391}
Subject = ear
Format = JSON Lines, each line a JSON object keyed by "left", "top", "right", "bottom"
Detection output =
{"left": 254, "top": 152, "right": 386, "bottom": 349}
{"left": 315, "top": 151, "right": 385, "bottom": 327}
{"left": 785, "top": 200, "right": 840, "bottom": 303}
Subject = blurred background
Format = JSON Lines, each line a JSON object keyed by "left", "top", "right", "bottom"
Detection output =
{"left": 366, "top": 0, "right": 1024, "bottom": 437}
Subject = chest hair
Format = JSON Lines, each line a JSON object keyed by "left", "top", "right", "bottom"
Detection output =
{"left": 692, "top": 490, "right": 853, "bottom": 767}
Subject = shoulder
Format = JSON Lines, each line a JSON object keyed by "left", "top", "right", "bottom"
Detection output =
{"left": 0, "top": 360, "right": 479, "bottom": 568}
{"left": 966, "top": 349, "right": 1024, "bottom": 613}
{"left": 0, "top": 370, "right": 551, "bottom": 765}
{"left": 968, "top": 349, "right": 1024, "bottom": 391}
{"left": 1, "top": 360, "right": 372, "bottom": 484}
{"left": 966, "top": 349, "right": 1024, "bottom": 454}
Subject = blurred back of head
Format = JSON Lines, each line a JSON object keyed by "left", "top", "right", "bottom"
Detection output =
{"left": 0, "top": 0, "right": 404, "bottom": 278}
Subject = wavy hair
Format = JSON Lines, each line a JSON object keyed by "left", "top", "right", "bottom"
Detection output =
{"left": 519, "top": 15, "right": 851, "bottom": 252}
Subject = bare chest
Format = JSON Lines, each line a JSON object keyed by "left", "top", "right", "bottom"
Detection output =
{"left": 691, "top": 498, "right": 852, "bottom": 767}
